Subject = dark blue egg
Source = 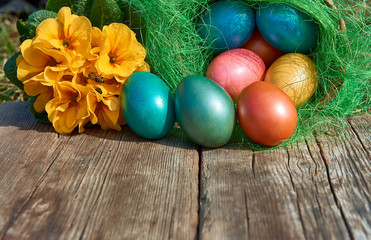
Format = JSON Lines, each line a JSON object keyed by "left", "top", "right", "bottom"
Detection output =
{"left": 256, "top": 3, "right": 318, "bottom": 53}
{"left": 197, "top": 0, "right": 255, "bottom": 54}
{"left": 175, "top": 75, "right": 236, "bottom": 148}
{"left": 121, "top": 71, "right": 175, "bottom": 139}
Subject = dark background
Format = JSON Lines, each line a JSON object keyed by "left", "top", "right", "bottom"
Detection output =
{"left": 0, "top": 0, "right": 47, "bottom": 17}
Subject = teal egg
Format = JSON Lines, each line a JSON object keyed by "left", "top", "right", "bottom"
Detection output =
{"left": 256, "top": 3, "right": 318, "bottom": 53}
{"left": 121, "top": 71, "right": 175, "bottom": 139}
{"left": 175, "top": 75, "right": 236, "bottom": 148}
{"left": 197, "top": 0, "right": 255, "bottom": 54}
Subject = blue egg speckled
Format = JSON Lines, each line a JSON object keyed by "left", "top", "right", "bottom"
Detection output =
{"left": 197, "top": 0, "right": 255, "bottom": 54}
{"left": 256, "top": 3, "right": 318, "bottom": 53}
{"left": 175, "top": 75, "right": 236, "bottom": 148}
{"left": 121, "top": 71, "right": 175, "bottom": 139}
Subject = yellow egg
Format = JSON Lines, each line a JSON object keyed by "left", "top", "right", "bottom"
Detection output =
{"left": 264, "top": 53, "right": 318, "bottom": 107}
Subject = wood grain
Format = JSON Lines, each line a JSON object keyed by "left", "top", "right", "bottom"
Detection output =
{"left": 0, "top": 102, "right": 70, "bottom": 238}
{"left": 0, "top": 102, "right": 370, "bottom": 240}
{"left": 315, "top": 116, "right": 371, "bottom": 239}
{"left": 0, "top": 102, "right": 199, "bottom": 240}
{"left": 199, "top": 116, "right": 370, "bottom": 240}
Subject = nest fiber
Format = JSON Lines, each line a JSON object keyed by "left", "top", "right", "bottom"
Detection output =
{"left": 124, "top": 0, "right": 370, "bottom": 148}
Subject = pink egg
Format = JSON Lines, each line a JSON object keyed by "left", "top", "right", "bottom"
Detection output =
{"left": 206, "top": 48, "right": 266, "bottom": 100}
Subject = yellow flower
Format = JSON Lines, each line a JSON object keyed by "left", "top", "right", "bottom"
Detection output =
{"left": 95, "top": 23, "right": 148, "bottom": 82}
{"left": 17, "top": 39, "right": 69, "bottom": 82}
{"left": 88, "top": 27, "right": 106, "bottom": 61}
{"left": 87, "top": 91, "right": 125, "bottom": 131}
{"left": 32, "top": 7, "right": 92, "bottom": 73}
{"left": 17, "top": 39, "right": 70, "bottom": 113}
{"left": 45, "top": 81, "right": 92, "bottom": 134}
{"left": 22, "top": 73, "right": 54, "bottom": 113}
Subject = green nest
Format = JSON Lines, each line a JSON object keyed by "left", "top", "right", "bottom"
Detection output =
{"left": 126, "top": 0, "right": 370, "bottom": 148}
{"left": 6, "top": 0, "right": 370, "bottom": 149}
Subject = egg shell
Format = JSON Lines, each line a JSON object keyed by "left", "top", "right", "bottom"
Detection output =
{"left": 237, "top": 81, "right": 298, "bottom": 146}
{"left": 264, "top": 53, "right": 318, "bottom": 107}
{"left": 175, "top": 75, "right": 236, "bottom": 148}
{"left": 256, "top": 3, "right": 318, "bottom": 53}
{"left": 197, "top": 0, "right": 255, "bottom": 54}
{"left": 242, "top": 28, "right": 285, "bottom": 68}
{"left": 206, "top": 48, "right": 266, "bottom": 100}
{"left": 121, "top": 71, "right": 175, "bottom": 139}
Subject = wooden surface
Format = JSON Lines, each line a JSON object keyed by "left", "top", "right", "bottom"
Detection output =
{"left": 0, "top": 102, "right": 370, "bottom": 240}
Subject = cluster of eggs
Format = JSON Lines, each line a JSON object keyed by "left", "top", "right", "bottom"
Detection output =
{"left": 121, "top": 1, "right": 319, "bottom": 148}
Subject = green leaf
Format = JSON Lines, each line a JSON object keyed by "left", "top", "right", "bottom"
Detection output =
{"left": 46, "top": 0, "right": 124, "bottom": 28}
{"left": 46, "top": 0, "right": 95, "bottom": 16}
{"left": 46, "top": 0, "right": 74, "bottom": 13}
{"left": 88, "top": 0, "right": 124, "bottom": 28}
{"left": 17, "top": 10, "right": 58, "bottom": 42}
{"left": 17, "top": 20, "right": 35, "bottom": 43}
{"left": 116, "top": 0, "right": 146, "bottom": 44}
{"left": 4, "top": 52, "right": 24, "bottom": 91}
{"left": 29, "top": 96, "right": 51, "bottom": 123}
{"left": 28, "top": 10, "right": 58, "bottom": 26}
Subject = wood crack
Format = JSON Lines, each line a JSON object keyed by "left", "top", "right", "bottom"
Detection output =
{"left": 285, "top": 149, "right": 308, "bottom": 240}
{"left": 78, "top": 139, "right": 116, "bottom": 240}
{"left": 168, "top": 206, "right": 176, "bottom": 240}
{"left": 243, "top": 188, "right": 250, "bottom": 240}
{"left": 315, "top": 138, "right": 355, "bottom": 240}
{"left": 347, "top": 118, "right": 370, "bottom": 157}
{"left": 0, "top": 135, "right": 72, "bottom": 240}
{"left": 251, "top": 152, "right": 256, "bottom": 179}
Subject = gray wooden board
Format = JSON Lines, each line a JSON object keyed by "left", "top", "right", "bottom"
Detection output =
{"left": 0, "top": 102, "right": 370, "bottom": 240}
{"left": 199, "top": 115, "right": 370, "bottom": 240}
{"left": 0, "top": 102, "right": 199, "bottom": 239}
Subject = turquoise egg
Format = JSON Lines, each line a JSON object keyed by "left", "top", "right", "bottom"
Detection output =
{"left": 175, "top": 75, "right": 236, "bottom": 148}
{"left": 256, "top": 3, "right": 318, "bottom": 53}
{"left": 121, "top": 71, "right": 175, "bottom": 139}
{"left": 197, "top": 0, "right": 255, "bottom": 54}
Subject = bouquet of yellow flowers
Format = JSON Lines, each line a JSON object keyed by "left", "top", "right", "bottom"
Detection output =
{"left": 6, "top": 4, "right": 149, "bottom": 134}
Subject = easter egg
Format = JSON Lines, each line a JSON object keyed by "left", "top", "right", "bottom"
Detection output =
{"left": 197, "top": 0, "right": 255, "bottom": 54}
{"left": 237, "top": 81, "right": 297, "bottom": 146}
{"left": 264, "top": 53, "right": 318, "bottom": 107}
{"left": 175, "top": 75, "right": 235, "bottom": 148}
{"left": 121, "top": 71, "right": 175, "bottom": 139}
{"left": 242, "top": 28, "right": 285, "bottom": 68}
{"left": 206, "top": 48, "right": 265, "bottom": 100}
{"left": 256, "top": 3, "right": 318, "bottom": 53}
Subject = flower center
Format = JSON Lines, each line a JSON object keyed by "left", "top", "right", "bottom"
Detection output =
{"left": 63, "top": 40, "right": 70, "bottom": 49}
{"left": 96, "top": 102, "right": 103, "bottom": 111}
{"left": 71, "top": 93, "right": 79, "bottom": 104}
{"left": 49, "top": 59, "right": 58, "bottom": 67}
{"left": 109, "top": 55, "right": 116, "bottom": 64}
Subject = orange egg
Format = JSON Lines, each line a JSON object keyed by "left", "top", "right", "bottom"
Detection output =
{"left": 242, "top": 28, "right": 284, "bottom": 68}
{"left": 264, "top": 53, "right": 318, "bottom": 107}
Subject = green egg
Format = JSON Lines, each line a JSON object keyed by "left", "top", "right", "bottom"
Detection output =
{"left": 175, "top": 75, "right": 236, "bottom": 148}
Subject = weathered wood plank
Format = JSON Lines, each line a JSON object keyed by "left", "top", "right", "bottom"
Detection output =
{"left": 199, "top": 115, "right": 370, "bottom": 240}
{"left": 315, "top": 116, "right": 371, "bottom": 239}
{"left": 0, "top": 102, "right": 199, "bottom": 240}
{"left": 79, "top": 129, "right": 199, "bottom": 240}
{"left": 348, "top": 115, "right": 371, "bottom": 155}
{"left": 0, "top": 102, "right": 70, "bottom": 238}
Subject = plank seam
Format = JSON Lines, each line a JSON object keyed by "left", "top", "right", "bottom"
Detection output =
{"left": 196, "top": 145, "right": 202, "bottom": 240}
